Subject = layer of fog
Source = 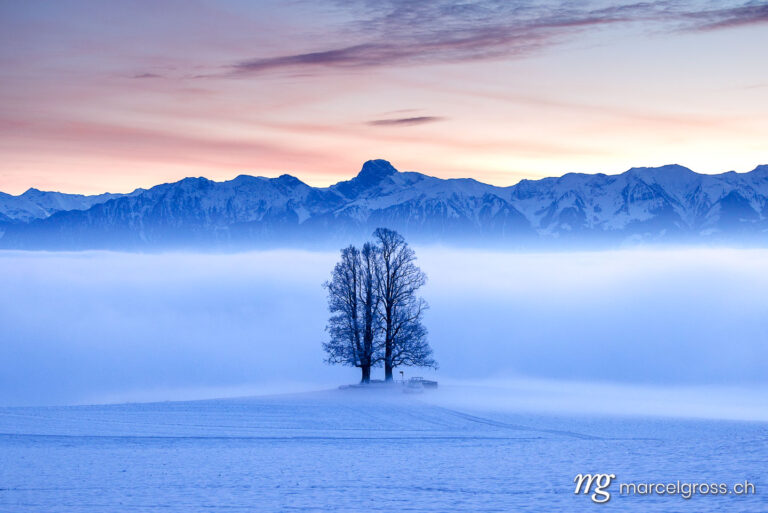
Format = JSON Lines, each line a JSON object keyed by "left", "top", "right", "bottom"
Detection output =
{"left": 423, "top": 379, "right": 768, "bottom": 422}
{"left": 1, "top": 248, "right": 767, "bottom": 419}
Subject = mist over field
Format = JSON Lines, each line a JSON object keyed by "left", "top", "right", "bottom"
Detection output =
{"left": 1, "top": 248, "right": 767, "bottom": 416}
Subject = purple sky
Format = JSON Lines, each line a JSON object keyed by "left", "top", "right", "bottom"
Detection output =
{"left": 1, "top": 0, "right": 767, "bottom": 194}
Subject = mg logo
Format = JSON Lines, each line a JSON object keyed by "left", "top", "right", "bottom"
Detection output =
{"left": 574, "top": 473, "right": 616, "bottom": 503}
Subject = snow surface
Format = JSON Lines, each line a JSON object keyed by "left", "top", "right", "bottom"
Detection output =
{"left": 0, "top": 389, "right": 765, "bottom": 512}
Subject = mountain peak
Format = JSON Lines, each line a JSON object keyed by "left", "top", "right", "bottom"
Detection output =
{"left": 275, "top": 174, "right": 306, "bottom": 187}
{"left": 626, "top": 164, "right": 694, "bottom": 175}
{"left": 231, "top": 174, "right": 258, "bottom": 184}
{"left": 179, "top": 176, "right": 211, "bottom": 183}
{"left": 330, "top": 160, "right": 400, "bottom": 199}
{"left": 623, "top": 164, "right": 698, "bottom": 188}
{"left": 356, "top": 160, "right": 398, "bottom": 183}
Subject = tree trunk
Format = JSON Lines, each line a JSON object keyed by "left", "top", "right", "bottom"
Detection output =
{"left": 361, "top": 365, "right": 371, "bottom": 384}
{"left": 384, "top": 308, "right": 393, "bottom": 381}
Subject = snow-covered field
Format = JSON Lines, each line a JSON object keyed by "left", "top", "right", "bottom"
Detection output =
{"left": 0, "top": 388, "right": 765, "bottom": 512}
{"left": 1, "top": 248, "right": 767, "bottom": 511}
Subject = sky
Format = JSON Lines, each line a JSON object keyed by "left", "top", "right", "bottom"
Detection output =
{"left": 2, "top": 248, "right": 767, "bottom": 410}
{"left": 1, "top": 0, "right": 767, "bottom": 194}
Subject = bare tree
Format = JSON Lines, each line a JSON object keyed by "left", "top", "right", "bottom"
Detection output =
{"left": 390, "top": 294, "right": 434, "bottom": 371}
{"left": 322, "top": 244, "right": 379, "bottom": 383}
{"left": 358, "top": 241, "right": 380, "bottom": 380}
{"left": 373, "top": 228, "right": 436, "bottom": 380}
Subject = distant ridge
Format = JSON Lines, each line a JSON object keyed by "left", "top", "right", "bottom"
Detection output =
{"left": 1, "top": 160, "right": 767, "bottom": 250}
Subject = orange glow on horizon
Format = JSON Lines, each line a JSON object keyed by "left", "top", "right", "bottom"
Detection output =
{"left": 1, "top": 2, "right": 766, "bottom": 195}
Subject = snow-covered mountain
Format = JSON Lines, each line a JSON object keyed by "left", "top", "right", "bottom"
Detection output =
{"left": 1, "top": 160, "right": 766, "bottom": 249}
{"left": 0, "top": 187, "right": 143, "bottom": 223}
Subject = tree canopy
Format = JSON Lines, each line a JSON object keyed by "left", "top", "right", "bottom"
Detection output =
{"left": 323, "top": 229, "right": 436, "bottom": 383}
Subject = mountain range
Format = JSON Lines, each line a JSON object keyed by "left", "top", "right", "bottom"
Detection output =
{"left": 1, "top": 159, "right": 767, "bottom": 250}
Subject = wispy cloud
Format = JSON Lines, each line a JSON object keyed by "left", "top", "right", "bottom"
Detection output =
{"left": 229, "top": 4, "right": 614, "bottom": 75}
{"left": 133, "top": 73, "right": 163, "bottom": 79}
{"left": 683, "top": 3, "right": 768, "bottom": 31}
{"left": 227, "top": 1, "right": 767, "bottom": 76}
{"left": 367, "top": 116, "right": 445, "bottom": 127}
{"left": 233, "top": 44, "right": 397, "bottom": 73}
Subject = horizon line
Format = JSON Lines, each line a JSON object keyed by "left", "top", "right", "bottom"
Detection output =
{"left": 2, "top": 160, "right": 767, "bottom": 197}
